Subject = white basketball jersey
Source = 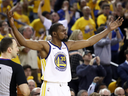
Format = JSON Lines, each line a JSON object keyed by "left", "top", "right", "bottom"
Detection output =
{"left": 41, "top": 41, "right": 71, "bottom": 82}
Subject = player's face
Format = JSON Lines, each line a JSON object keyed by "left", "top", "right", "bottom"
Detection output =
{"left": 11, "top": 39, "right": 19, "bottom": 58}
{"left": 57, "top": 25, "right": 68, "bottom": 42}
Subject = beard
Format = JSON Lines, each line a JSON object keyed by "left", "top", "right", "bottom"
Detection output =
{"left": 61, "top": 38, "right": 68, "bottom": 42}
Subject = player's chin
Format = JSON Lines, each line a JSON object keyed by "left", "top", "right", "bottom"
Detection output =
{"left": 65, "top": 35, "right": 68, "bottom": 39}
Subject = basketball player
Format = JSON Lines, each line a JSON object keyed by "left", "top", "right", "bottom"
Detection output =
{"left": 7, "top": 9, "right": 123, "bottom": 96}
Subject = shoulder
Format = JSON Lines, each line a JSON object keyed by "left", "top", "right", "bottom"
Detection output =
{"left": 77, "top": 64, "right": 85, "bottom": 67}
{"left": 89, "top": 18, "right": 95, "bottom": 23}
{"left": 76, "top": 17, "right": 84, "bottom": 22}
{"left": 119, "top": 62, "right": 127, "bottom": 67}
{"left": 33, "top": 18, "right": 40, "bottom": 22}
{"left": 39, "top": 40, "right": 50, "bottom": 51}
{"left": 97, "top": 14, "right": 105, "bottom": 18}
{"left": 10, "top": 60, "right": 22, "bottom": 68}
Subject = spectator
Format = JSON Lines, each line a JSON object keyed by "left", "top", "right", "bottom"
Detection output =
{"left": 72, "top": 6, "right": 96, "bottom": 40}
{"left": 77, "top": 90, "right": 88, "bottom": 96}
{"left": 99, "top": 88, "right": 111, "bottom": 96}
{"left": 118, "top": 49, "right": 128, "bottom": 85}
{"left": 0, "top": 37, "right": 30, "bottom": 96}
{"left": 114, "top": 87, "right": 125, "bottom": 96}
{"left": 118, "top": 28, "right": 128, "bottom": 64}
{"left": 28, "top": 79, "right": 36, "bottom": 92}
{"left": 108, "top": 78, "right": 122, "bottom": 93}
{"left": 78, "top": 0, "right": 87, "bottom": 11}
{"left": 123, "top": 81, "right": 128, "bottom": 96}
{"left": 18, "top": 26, "right": 39, "bottom": 83}
{"left": 57, "top": 0, "right": 75, "bottom": 36}
{"left": 94, "top": 0, "right": 107, "bottom": 18}
{"left": 94, "top": 26, "right": 122, "bottom": 86}
{"left": 30, "top": 11, "right": 50, "bottom": 38}
{"left": 38, "top": 0, "right": 70, "bottom": 34}
{"left": 70, "top": 2, "right": 83, "bottom": 21}
{"left": 29, "top": 0, "right": 50, "bottom": 19}
{"left": 23, "top": 65, "right": 32, "bottom": 79}
{"left": 95, "top": 83, "right": 107, "bottom": 93}
{"left": 31, "top": 87, "right": 41, "bottom": 96}
{"left": 94, "top": 0, "right": 113, "bottom": 18}
{"left": 11, "top": 3, "right": 30, "bottom": 29}
{"left": 76, "top": 50, "right": 105, "bottom": 90}
{"left": 0, "top": 0, "right": 12, "bottom": 20}
{"left": 71, "top": 6, "right": 96, "bottom": 52}
{"left": 88, "top": 77, "right": 107, "bottom": 95}
{"left": 97, "top": 4, "right": 110, "bottom": 27}
{"left": 88, "top": 76, "right": 100, "bottom": 95}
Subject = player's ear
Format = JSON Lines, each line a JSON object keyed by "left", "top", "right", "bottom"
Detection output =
{"left": 7, "top": 47, "right": 12, "bottom": 53}
{"left": 53, "top": 32, "right": 57, "bottom": 36}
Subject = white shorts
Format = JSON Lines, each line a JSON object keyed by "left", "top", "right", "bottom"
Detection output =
{"left": 40, "top": 81, "right": 71, "bottom": 96}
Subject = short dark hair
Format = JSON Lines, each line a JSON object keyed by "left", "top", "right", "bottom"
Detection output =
{"left": 0, "top": 20, "right": 6, "bottom": 27}
{"left": 99, "top": 0, "right": 106, "bottom": 7}
{"left": 0, "top": 37, "right": 14, "bottom": 53}
{"left": 42, "top": 11, "right": 50, "bottom": 17}
{"left": 49, "top": 23, "right": 63, "bottom": 36}
{"left": 95, "top": 83, "right": 107, "bottom": 92}
{"left": 101, "top": 3, "right": 110, "bottom": 9}
{"left": 124, "top": 49, "right": 128, "bottom": 56}
{"left": 23, "top": 65, "right": 32, "bottom": 70}
{"left": 18, "top": 26, "right": 26, "bottom": 35}
{"left": 123, "top": 81, "right": 128, "bottom": 90}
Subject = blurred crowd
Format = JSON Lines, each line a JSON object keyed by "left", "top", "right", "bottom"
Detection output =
{"left": 1, "top": 0, "right": 128, "bottom": 96}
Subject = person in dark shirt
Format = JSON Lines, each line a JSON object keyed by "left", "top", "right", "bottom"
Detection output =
{"left": 0, "top": 37, "right": 30, "bottom": 96}
{"left": 76, "top": 50, "right": 106, "bottom": 90}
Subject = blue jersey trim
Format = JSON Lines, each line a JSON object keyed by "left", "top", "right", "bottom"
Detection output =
{"left": 49, "top": 41, "right": 62, "bottom": 50}
{"left": 45, "top": 41, "right": 51, "bottom": 59}
{"left": 0, "top": 58, "right": 10, "bottom": 60}
{"left": 63, "top": 42, "right": 69, "bottom": 52}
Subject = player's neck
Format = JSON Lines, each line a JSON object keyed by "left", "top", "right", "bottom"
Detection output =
{"left": 1, "top": 53, "right": 12, "bottom": 59}
{"left": 51, "top": 40, "right": 62, "bottom": 47}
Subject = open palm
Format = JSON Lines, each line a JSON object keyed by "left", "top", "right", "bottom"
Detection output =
{"left": 108, "top": 17, "right": 124, "bottom": 31}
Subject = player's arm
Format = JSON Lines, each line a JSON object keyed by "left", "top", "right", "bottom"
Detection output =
{"left": 19, "top": 84, "right": 30, "bottom": 96}
{"left": 67, "top": 17, "right": 124, "bottom": 51}
{"left": 38, "top": 0, "right": 45, "bottom": 24}
{"left": 7, "top": 9, "right": 44, "bottom": 51}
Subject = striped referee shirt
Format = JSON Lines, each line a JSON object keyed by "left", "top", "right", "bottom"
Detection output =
{"left": 0, "top": 58, "right": 27, "bottom": 96}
